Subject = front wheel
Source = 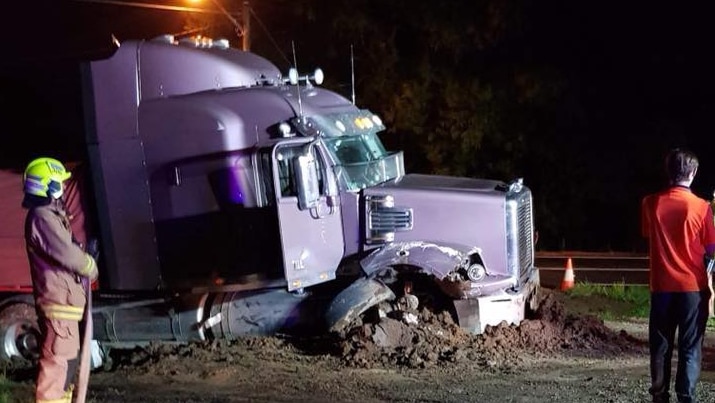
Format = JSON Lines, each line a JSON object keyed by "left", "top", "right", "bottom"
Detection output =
{"left": 0, "top": 302, "right": 40, "bottom": 366}
{"left": 325, "top": 277, "right": 395, "bottom": 334}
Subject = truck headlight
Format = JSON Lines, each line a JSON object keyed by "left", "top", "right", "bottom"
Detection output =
{"left": 466, "top": 263, "right": 486, "bottom": 281}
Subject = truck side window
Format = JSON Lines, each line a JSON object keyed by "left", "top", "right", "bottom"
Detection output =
{"left": 311, "top": 149, "right": 326, "bottom": 196}
{"left": 276, "top": 150, "right": 296, "bottom": 197}
{"left": 208, "top": 168, "right": 246, "bottom": 208}
{"left": 276, "top": 145, "right": 325, "bottom": 199}
{"left": 205, "top": 156, "right": 257, "bottom": 209}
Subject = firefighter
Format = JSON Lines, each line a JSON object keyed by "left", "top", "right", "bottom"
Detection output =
{"left": 21, "top": 157, "right": 97, "bottom": 403}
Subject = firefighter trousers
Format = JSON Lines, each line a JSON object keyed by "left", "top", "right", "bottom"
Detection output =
{"left": 36, "top": 316, "right": 81, "bottom": 403}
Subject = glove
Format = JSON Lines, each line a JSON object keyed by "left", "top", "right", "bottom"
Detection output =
{"left": 80, "top": 256, "right": 99, "bottom": 282}
{"left": 705, "top": 254, "right": 715, "bottom": 275}
{"left": 86, "top": 238, "right": 100, "bottom": 260}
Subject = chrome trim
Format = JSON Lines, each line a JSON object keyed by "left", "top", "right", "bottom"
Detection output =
{"left": 365, "top": 195, "right": 413, "bottom": 244}
{"left": 505, "top": 188, "right": 534, "bottom": 281}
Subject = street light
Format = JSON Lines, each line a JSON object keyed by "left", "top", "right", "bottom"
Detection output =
{"left": 189, "top": 0, "right": 250, "bottom": 51}
{"left": 72, "top": 0, "right": 221, "bottom": 15}
{"left": 72, "top": 0, "right": 251, "bottom": 51}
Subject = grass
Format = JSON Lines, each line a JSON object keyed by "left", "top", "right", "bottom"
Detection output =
{"left": 0, "top": 374, "right": 32, "bottom": 403}
{"left": 0, "top": 378, "right": 11, "bottom": 403}
{"left": 563, "top": 282, "right": 715, "bottom": 328}
{"left": 565, "top": 282, "right": 651, "bottom": 319}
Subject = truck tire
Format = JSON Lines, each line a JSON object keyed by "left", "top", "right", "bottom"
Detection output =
{"left": 525, "top": 270, "right": 542, "bottom": 317}
{"left": 0, "top": 302, "right": 40, "bottom": 365}
{"left": 527, "top": 285, "right": 541, "bottom": 314}
{"left": 325, "top": 277, "right": 395, "bottom": 334}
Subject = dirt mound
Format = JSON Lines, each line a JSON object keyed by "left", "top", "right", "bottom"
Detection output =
{"left": 108, "top": 289, "right": 644, "bottom": 376}
{"left": 331, "top": 290, "right": 642, "bottom": 369}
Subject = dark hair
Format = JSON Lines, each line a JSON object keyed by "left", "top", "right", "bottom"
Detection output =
{"left": 665, "top": 148, "right": 699, "bottom": 184}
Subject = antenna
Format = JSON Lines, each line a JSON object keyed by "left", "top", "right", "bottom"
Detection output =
{"left": 292, "top": 41, "right": 304, "bottom": 118}
{"left": 350, "top": 45, "right": 356, "bottom": 105}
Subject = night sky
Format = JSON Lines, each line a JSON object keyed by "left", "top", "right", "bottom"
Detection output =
{"left": 2, "top": 1, "right": 715, "bottom": 252}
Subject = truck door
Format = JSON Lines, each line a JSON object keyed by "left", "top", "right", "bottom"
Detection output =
{"left": 266, "top": 142, "right": 344, "bottom": 291}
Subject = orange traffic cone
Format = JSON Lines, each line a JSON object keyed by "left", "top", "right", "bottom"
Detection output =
{"left": 560, "top": 258, "right": 575, "bottom": 291}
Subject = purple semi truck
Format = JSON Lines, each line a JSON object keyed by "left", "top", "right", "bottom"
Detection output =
{"left": 0, "top": 35, "right": 539, "bottom": 367}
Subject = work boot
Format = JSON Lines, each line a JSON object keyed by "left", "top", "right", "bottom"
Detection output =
{"left": 652, "top": 391, "right": 670, "bottom": 403}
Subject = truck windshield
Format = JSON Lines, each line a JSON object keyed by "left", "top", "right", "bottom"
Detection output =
{"left": 297, "top": 110, "right": 405, "bottom": 191}
{"left": 323, "top": 134, "right": 404, "bottom": 191}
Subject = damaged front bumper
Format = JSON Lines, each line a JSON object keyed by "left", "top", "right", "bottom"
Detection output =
{"left": 450, "top": 268, "right": 540, "bottom": 334}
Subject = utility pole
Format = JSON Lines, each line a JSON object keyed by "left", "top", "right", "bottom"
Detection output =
{"left": 209, "top": 0, "right": 250, "bottom": 51}
{"left": 71, "top": 0, "right": 250, "bottom": 51}
{"left": 242, "top": 1, "right": 251, "bottom": 51}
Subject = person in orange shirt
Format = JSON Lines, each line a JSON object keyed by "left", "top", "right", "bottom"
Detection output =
{"left": 642, "top": 148, "right": 715, "bottom": 403}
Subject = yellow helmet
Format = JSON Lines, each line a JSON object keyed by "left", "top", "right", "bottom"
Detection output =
{"left": 23, "top": 157, "right": 72, "bottom": 199}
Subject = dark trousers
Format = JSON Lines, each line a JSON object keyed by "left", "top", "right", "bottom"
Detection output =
{"left": 649, "top": 291, "right": 710, "bottom": 403}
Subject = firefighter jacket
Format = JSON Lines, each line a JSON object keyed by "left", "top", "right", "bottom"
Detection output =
{"left": 25, "top": 199, "right": 97, "bottom": 321}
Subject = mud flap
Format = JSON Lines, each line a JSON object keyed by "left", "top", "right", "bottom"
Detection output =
{"left": 325, "top": 277, "right": 395, "bottom": 333}
{"left": 453, "top": 269, "right": 540, "bottom": 334}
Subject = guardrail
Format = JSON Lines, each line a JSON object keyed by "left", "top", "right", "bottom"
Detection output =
{"left": 536, "top": 252, "right": 715, "bottom": 317}
{"left": 535, "top": 252, "right": 649, "bottom": 288}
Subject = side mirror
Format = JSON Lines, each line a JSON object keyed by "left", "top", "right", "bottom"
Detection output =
{"left": 325, "top": 167, "right": 339, "bottom": 208}
{"left": 294, "top": 151, "right": 320, "bottom": 210}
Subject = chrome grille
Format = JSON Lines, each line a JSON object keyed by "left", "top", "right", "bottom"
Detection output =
{"left": 370, "top": 208, "right": 413, "bottom": 231}
{"left": 365, "top": 195, "right": 413, "bottom": 244}
{"left": 517, "top": 192, "right": 534, "bottom": 277}
{"left": 506, "top": 189, "right": 534, "bottom": 279}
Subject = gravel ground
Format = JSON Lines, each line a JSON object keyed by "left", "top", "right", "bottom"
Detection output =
{"left": 4, "top": 288, "right": 715, "bottom": 402}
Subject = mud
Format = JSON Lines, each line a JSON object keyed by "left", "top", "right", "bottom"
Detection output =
{"left": 6, "top": 289, "right": 715, "bottom": 403}
{"left": 106, "top": 289, "right": 641, "bottom": 374}
{"left": 327, "top": 290, "right": 640, "bottom": 370}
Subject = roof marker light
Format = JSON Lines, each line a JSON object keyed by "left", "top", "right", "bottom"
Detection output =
{"left": 278, "top": 122, "right": 293, "bottom": 137}
{"left": 213, "top": 39, "right": 230, "bottom": 49}
{"left": 288, "top": 68, "right": 299, "bottom": 85}
{"left": 313, "top": 69, "right": 324, "bottom": 85}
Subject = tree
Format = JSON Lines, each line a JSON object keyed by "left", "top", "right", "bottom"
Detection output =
{"left": 258, "top": 0, "right": 648, "bottom": 251}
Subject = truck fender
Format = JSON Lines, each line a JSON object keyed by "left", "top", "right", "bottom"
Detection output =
{"left": 359, "top": 241, "right": 483, "bottom": 280}
{"left": 325, "top": 277, "right": 395, "bottom": 333}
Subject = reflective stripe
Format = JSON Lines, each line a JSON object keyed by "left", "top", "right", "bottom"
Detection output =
{"left": 79, "top": 255, "right": 95, "bottom": 276}
{"left": 43, "top": 304, "right": 84, "bottom": 314}
{"left": 46, "top": 311, "right": 83, "bottom": 321}
{"left": 41, "top": 304, "right": 84, "bottom": 321}
{"left": 37, "top": 396, "right": 71, "bottom": 403}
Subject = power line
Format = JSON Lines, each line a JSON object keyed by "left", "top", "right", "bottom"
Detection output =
{"left": 249, "top": 7, "right": 290, "bottom": 65}
{"left": 71, "top": 0, "right": 250, "bottom": 49}
{"left": 69, "top": 0, "right": 223, "bottom": 15}
{"left": 70, "top": 0, "right": 289, "bottom": 64}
